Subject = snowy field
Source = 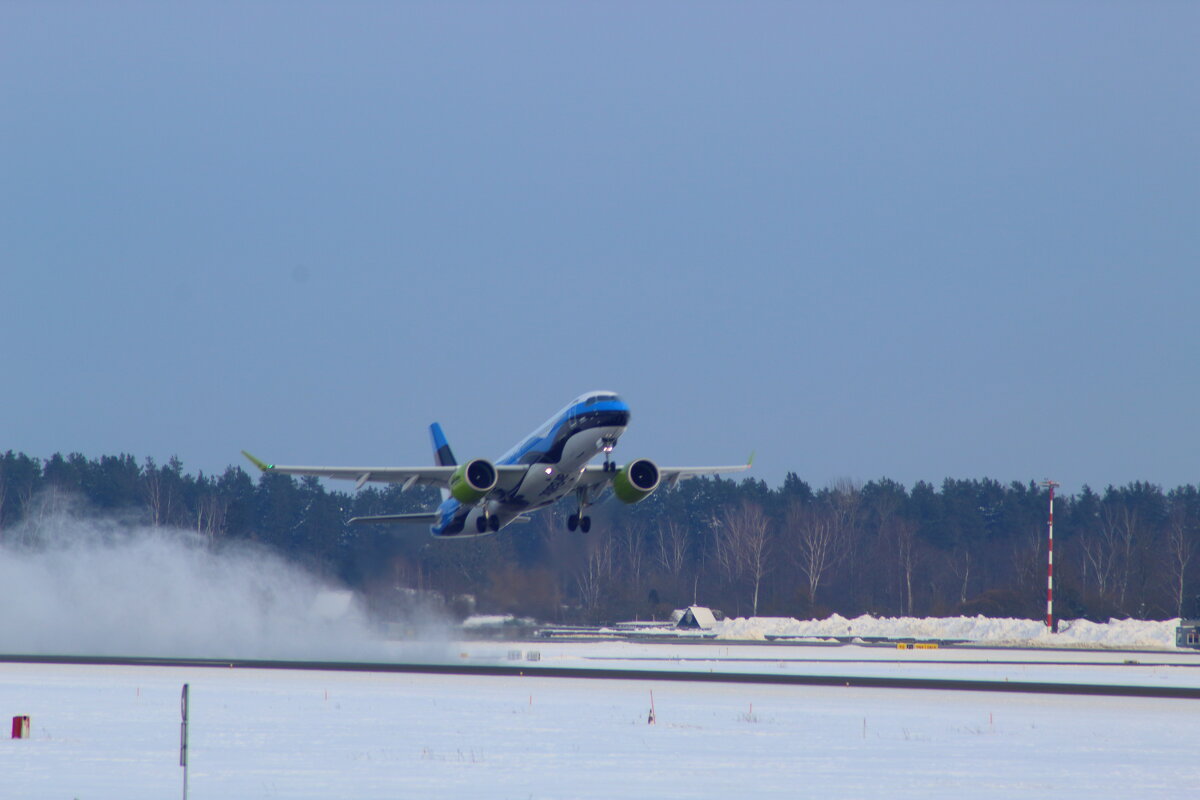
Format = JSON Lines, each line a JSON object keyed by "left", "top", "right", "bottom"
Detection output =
{"left": 4, "top": 520, "right": 1199, "bottom": 797}
{"left": 4, "top": 658, "right": 1200, "bottom": 799}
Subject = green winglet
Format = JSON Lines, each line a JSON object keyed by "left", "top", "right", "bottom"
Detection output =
{"left": 241, "top": 450, "right": 274, "bottom": 472}
{"left": 747, "top": 451, "right": 756, "bottom": 468}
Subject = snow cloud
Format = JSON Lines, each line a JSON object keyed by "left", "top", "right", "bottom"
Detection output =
{"left": 0, "top": 492, "right": 422, "bottom": 660}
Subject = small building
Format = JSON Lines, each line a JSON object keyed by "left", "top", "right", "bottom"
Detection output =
{"left": 674, "top": 606, "right": 718, "bottom": 631}
{"left": 1177, "top": 620, "right": 1200, "bottom": 649}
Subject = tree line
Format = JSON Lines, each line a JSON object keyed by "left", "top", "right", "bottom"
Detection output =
{"left": 2, "top": 450, "right": 1197, "bottom": 623}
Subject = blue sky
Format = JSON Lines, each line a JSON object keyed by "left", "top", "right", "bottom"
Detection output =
{"left": 2, "top": 2, "right": 1197, "bottom": 495}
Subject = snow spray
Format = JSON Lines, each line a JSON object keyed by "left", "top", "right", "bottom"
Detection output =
{"left": 0, "top": 492, "right": 425, "bottom": 660}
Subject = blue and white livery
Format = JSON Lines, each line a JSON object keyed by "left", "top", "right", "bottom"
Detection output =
{"left": 243, "top": 391, "right": 751, "bottom": 537}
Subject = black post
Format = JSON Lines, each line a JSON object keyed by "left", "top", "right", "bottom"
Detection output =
{"left": 180, "top": 684, "right": 189, "bottom": 800}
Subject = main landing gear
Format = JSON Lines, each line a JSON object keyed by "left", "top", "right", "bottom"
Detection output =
{"left": 475, "top": 510, "right": 501, "bottom": 533}
{"left": 567, "top": 485, "right": 592, "bottom": 533}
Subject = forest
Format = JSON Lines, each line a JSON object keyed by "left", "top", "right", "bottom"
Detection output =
{"left": 2, "top": 450, "right": 1198, "bottom": 624}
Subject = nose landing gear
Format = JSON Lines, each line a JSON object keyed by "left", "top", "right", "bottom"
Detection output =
{"left": 600, "top": 436, "right": 618, "bottom": 473}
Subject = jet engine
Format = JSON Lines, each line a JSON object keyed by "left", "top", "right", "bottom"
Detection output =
{"left": 613, "top": 458, "right": 661, "bottom": 504}
{"left": 449, "top": 458, "right": 498, "bottom": 504}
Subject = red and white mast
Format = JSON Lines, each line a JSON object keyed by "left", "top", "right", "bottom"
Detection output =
{"left": 1042, "top": 479, "right": 1059, "bottom": 632}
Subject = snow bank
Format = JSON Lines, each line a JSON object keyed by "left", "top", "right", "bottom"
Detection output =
{"left": 713, "top": 614, "right": 1181, "bottom": 648}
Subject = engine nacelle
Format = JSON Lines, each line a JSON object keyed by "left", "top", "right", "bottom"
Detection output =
{"left": 449, "top": 458, "right": 498, "bottom": 504}
{"left": 613, "top": 458, "right": 661, "bottom": 504}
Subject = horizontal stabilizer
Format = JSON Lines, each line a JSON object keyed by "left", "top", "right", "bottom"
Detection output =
{"left": 348, "top": 512, "right": 439, "bottom": 525}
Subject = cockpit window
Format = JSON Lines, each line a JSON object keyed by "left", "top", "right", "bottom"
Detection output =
{"left": 579, "top": 393, "right": 619, "bottom": 408}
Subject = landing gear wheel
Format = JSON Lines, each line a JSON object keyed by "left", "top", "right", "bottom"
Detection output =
{"left": 580, "top": 516, "right": 591, "bottom": 533}
{"left": 601, "top": 435, "right": 617, "bottom": 472}
{"left": 476, "top": 515, "right": 488, "bottom": 534}
{"left": 490, "top": 515, "right": 501, "bottom": 532}
{"left": 567, "top": 514, "right": 579, "bottom": 532}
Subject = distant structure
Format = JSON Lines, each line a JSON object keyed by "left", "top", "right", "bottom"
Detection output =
{"left": 1042, "top": 480, "right": 1060, "bottom": 632}
{"left": 674, "top": 606, "right": 718, "bottom": 631}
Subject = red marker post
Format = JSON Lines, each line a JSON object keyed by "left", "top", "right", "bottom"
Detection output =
{"left": 1042, "top": 480, "right": 1059, "bottom": 632}
{"left": 11, "top": 716, "right": 30, "bottom": 739}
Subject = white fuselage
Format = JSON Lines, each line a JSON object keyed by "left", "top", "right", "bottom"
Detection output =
{"left": 433, "top": 393, "right": 630, "bottom": 537}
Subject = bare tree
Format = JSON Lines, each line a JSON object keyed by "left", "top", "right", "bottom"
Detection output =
{"left": 1010, "top": 526, "right": 1044, "bottom": 615}
{"left": 713, "top": 518, "right": 741, "bottom": 586}
{"left": 616, "top": 520, "right": 647, "bottom": 590}
{"left": 949, "top": 545, "right": 972, "bottom": 608}
{"left": 1079, "top": 525, "right": 1119, "bottom": 604}
{"left": 575, "top": 535, "right": 615, "bottom": 614}
{"left": 890, "top": 518, "right": 920, "bottom": 616}
{"left": 142, "top": 457, "right": 180, "bottom": 527}
{"left": 721, "top": 502, "right": 772, "bottom": 616}
{"left": 1100, "top": 504, "right": 1140, "bottom": 612}
{"left": 195, "top": 493, "right": 229, "bottom": 546}
{"left": 1167, "top": 507, "right": 1196, "bottom": 618}
{"left": 12, "top": 487, "right": 74, "bottom": 548}
{"left": 654, "top": 518, "right": 689, "bottom": 580}
{"left": 787, "top": 501, "right": 846, "bottom": 608}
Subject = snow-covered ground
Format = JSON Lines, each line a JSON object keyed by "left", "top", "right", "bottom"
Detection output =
{"left": 4, "top": 659, "right": 1199, "bottom": 799}
{"left": 5, "top": 615, "right": 1200, "bottom": 798}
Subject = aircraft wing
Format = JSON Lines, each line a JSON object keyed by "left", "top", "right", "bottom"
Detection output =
{"left": 576, "top": 457, "right": 753, "bottom": 492}
{"left": 349, "top": 512, "right": 440, "bottom": 525}
{"left": 241, "top": 451, "right": 526, "bottom": 493}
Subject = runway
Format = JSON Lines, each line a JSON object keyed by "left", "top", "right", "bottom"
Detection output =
{"left": 4, "top": 642, "right": 1199, "bottom": 699}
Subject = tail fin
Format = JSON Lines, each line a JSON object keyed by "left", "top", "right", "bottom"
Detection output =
{"left": 430, "top": 423, "right": 455, "bottom": 502}
{"left": 430, "top": 423, "right": 456, "bottom": 466}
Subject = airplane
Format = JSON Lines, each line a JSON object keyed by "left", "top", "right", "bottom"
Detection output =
{"left": 242, "top": 391, "right": 751, "bottom": 538}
